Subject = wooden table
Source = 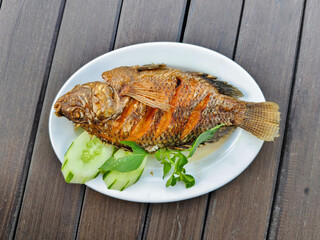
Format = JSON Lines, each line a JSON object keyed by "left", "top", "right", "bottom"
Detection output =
{"left": 1, "top": 0, "right": 319, "bottom": 239}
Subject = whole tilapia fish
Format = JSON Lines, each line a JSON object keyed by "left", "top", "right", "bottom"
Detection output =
{"left": 54, "top": 64, "right": 280, "bottom": 152}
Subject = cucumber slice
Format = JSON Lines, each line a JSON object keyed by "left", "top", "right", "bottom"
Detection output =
{"left": 103, "top": 149, "right": 147, "bottom": 191}
{"left": 61, "top": 131, "right": 114, "bottom": 183}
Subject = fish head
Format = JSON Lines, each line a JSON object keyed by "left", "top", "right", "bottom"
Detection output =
{"left": 54, "top": 82, "right": 122, "bottom": 124}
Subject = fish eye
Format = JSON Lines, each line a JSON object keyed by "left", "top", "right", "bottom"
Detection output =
{"left": 72, "top": 108, "right": 85, "bottom": 120}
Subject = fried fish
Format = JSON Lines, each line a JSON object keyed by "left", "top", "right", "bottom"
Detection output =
{"left": 54, "top": 64, "right": 280, "bottom": 152}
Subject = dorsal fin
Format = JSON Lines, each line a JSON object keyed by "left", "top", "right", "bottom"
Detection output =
{"left": 119, "top": 81, "right": 171, "bottom": 111}
{"left": 136, "top": 64, "right": 167, "bottom": 72}
{"left": 189, "top": 72, "right": 243, "bottom": 98}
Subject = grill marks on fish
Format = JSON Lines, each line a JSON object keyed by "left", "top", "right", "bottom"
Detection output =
{"left": 54, "top": 64, "right": 280, "bottom": 151}
{"left": 112, "top": 99, "right": 137, "bottom": 130}
{"left": 120, "top": 76, "right": 184, "bottom": 145}
{"left": 113, "top": 100, "right": 145, "bottom": 139}
{"left": 181, "top": 93, "right": 211, "bottom": 139}
{"left": 150, "top": 76, "right": 206, "bottom": 146}
{"left": 154, "top": 79, "right": 182, "bottom": 138}
{"left": 99, "top": 71, "right": 238, "bottom": 148}
{"left": 126, "top": 107, "right": 158, "bottom": 141}
{"left": 101, "top": 75, "right": 210, "bottom": 147}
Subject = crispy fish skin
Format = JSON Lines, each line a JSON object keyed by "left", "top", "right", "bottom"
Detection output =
{"left": 54, "top": 64, "right": 280, "bottom": 152}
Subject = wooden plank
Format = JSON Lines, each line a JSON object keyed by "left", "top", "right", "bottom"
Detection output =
{"left": 0, "top": 0, "right": 63, "bottom": 238}
{"left": 202, "top": 1, "right": 305, "bottom": 239}
{"left": 76, "top": 1, "right": 187, "bottom": 239}
{"left": 78, "top": 190, "right": 147, "bottom": 240}
{"left": 268, "top": 0, "right": 320, "bottom": 239}
{"left": 144, "top": 196, "right": 207, "bottom": 240}
{"left": 114, "top": 0, "right": 186, "bottom": 49}
{"left": 14, "top": 1, "right": 121, "bottom": 239}
{"left": 183, "top": 0, "right": 243, "bottom": 57}
{"left": 143, "top": 1, "right": 244, "bottom": 239}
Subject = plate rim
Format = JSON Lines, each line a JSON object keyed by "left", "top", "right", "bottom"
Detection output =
{"left": 49, "top": 41, "right": 264, "bottom": 203}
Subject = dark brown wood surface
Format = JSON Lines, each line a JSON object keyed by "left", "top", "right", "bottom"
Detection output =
{"left": 268, "top": 0, "right": 320, "bottom": 239}
{"left": 14, "top": 1, "right": 121, "bottom": 239}
{"left": 144, "top": 1, "right": 244, "bottom": 239}
{"left": 76, "top": 1, "right": 187, "bottom": 239}
{"left": 1, "top": 0, "right": 320, "bottom": 239}
{"left": 203, "top": 1, "right": 305, "bottom": 239}
{"left": 183, "top": 0, "right": 243, "bottom": 57}
{"left": 0, "top": 0, "right": 63, "bottom": 238}
{"left": 114, "top": 0, "right": 186, "bottom": 49}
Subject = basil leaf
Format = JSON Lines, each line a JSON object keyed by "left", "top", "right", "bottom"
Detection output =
{"left": 114, "top": 155, "right": 146, "bottom": 172}
{"left": 99, "top": 156, "right": 117, "bottom": 172}
{"left": 166, "top": 174, "right": 177, "bottom": 187}
{"left": 175, "top": 152, "right": 188, "bottom": 172}
{"left": 120, "top": 141, "right": 147, "bottom": 154}
{"left": 155, "top": 149, "right": 166, "bottom": 161}
{"left": 175, "top": 176, "right": 181, "bottom": 182}
{"left": 188, "top": 124, "right": 224, "bottom": 157}
{"left": 163, "top": 162, "right": 171, "bottom": 178}
{"left": 155, "top": 125, "right": 223, "bottom": 188}
{"left": 181, "top": 174, "right": 195, "bottom": 188}
{"left": 99, "top": 154, "right": 146, "bottom": 172}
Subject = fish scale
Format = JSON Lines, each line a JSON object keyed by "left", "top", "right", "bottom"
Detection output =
{"left": 54, "top": 64, "right": 280, "bottom": 152}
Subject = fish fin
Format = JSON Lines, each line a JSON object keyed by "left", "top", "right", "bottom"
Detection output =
{"left": 172, "top": 127, "right": 236, "bottom": 150}
{"left": 136, "top": 63, "right": 167, "bottom": 71}
{"left": 190, "top": 72, "right": 243, "bottom": 98}
{"left": 240, "top": 102, "right": 280, "bottom": 141}
{"left": 120, "top": 82, "right": 171, "bottom": 111}
{"left": 171, "top": 143, "right": 193, "bottom": 151}
{"left": 206, "top": 126, "right": 236, "bottom": 143}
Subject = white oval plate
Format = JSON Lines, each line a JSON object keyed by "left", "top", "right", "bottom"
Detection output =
{"left": 49, "top": 42, "right": 264, "bottom": 203}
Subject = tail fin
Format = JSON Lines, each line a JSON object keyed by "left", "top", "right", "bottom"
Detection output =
{"left": 240, "top": 102, "right": 280, "bottom": 141}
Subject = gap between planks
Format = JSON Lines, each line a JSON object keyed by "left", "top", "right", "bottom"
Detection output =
{"left": 11, "top": 0, "right": 67, "bottom": 238}
{"left": 232, "top": 0, "right": 246, "bottom": 60}
{"left": 178, "top": 0, "right": 191, "bottom": 42}
{"left": 108, "top": 0, "right": 124, "bottom": 51}
{"left": 266, "top": 0, "right": 308, "bottom": 239}
{"left": 139, "top": 1, "right": 193, "bottom": 239}
{"left": 73, "top": 187, "right": 86, "bottom": 240}
{"left": 199, "top": 1, "right": 246, "bottom": 238}
{"left": 72, "top": 0, "right": 124, "bottom": 239}
{"left": 135, "top": 0, "right": 249, "bottom": 238}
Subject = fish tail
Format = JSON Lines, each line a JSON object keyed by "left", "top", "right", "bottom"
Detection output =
{"left": 239, "top": 102, "right": 280, "bottom": 141}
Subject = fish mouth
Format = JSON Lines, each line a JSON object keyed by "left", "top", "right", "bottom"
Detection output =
{"left": 54, "top": 99, "right": 64, "bottom": 117}
{"left": 54, "top": 96, "right": 88, "bottom": 123}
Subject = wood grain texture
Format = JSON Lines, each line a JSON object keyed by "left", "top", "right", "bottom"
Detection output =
{"left": 268, "top": 0, "right": 320, "bottom": 239}
{"left": 78, "top": 190, "right": 147, "bottom": 240}
{"left": 14, "top": 1, "right": 121, "bottom": 239}
{"left": 145, "top": 196, "right": 208, "bottom": 240}
{"left": 76, "top": 1, "right": 187, "bottom": 239}
{"left": 0, "top": 0, "right": 63, "bottom": 238}
{"left": 202, "top": 1, "right": 305, "bottom": 239}
{"left": 114, "top": 0, "right": 186, "bottom": 49}
{"left": 143, "top": 1, "right": 243, "bottom": 239}
{"left": 183, "top": 0, "right": 243, "bottom": 57}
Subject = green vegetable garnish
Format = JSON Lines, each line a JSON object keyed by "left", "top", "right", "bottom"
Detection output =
{"left": 99, "top": 124, "right": 224, "bottom": 188}
{"left": 188, "top": 124, "right": 224, "bottom": 157}
{"left": 154, "top": 123, "right": 224, "bottom": 188}
{"left": 99, "top": 141, "right": 148, "bottom": 172}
